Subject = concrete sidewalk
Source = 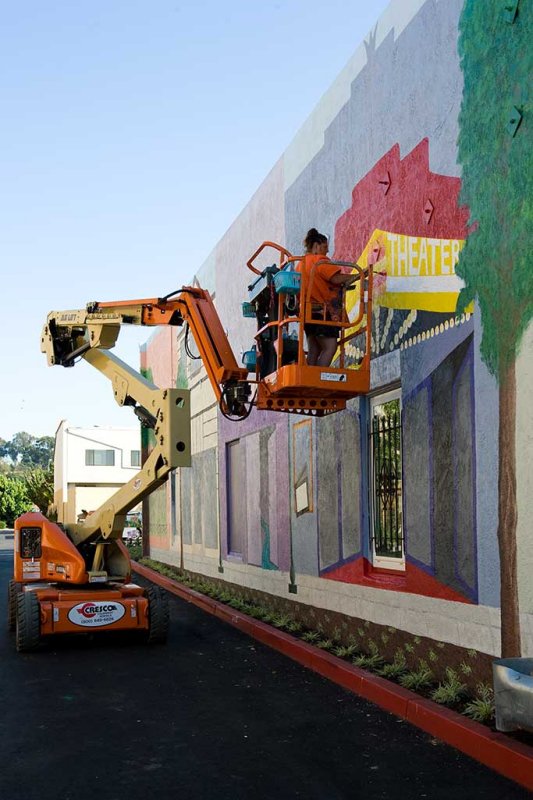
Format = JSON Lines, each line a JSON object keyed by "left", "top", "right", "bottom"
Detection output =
{"left": 3, "top": 554, "right": 532, "bottom": 799}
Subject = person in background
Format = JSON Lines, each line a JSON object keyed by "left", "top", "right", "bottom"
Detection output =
{"left": 296, "top": 228, "right": 356, "bottom": 366}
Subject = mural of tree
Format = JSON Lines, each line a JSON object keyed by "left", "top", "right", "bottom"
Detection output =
{"left": 457, "top": 1, "right": 532, "bottom": 656}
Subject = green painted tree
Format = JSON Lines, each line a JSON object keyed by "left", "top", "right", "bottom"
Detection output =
{"left": 457, "top": 1, "right": 532, "bottom": 656}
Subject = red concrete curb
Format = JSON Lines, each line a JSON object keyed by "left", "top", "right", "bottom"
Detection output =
{"left": 133, "top": 561, "right": 533, "bottom": 792}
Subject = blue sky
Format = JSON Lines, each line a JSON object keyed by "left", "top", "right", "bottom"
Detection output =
{"left": 0, "top": 0, "right": 389, "bottom": 441}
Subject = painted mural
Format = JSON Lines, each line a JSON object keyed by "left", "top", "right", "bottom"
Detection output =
{"left": 141, "top": 0, "right": 533, "bottom": 657}
{"left": 288, "top": 136, "right": 478, "bottom": 603}
{"left": 219, "top": 410, "right": 291, "bottom": 573}
{"left": 334, "top": 138, "right": 470, "bottom": 361}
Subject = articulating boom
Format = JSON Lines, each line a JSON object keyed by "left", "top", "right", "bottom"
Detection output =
{"left": 39, "top": 263, "right": 372, "bottom": 548}
{"left": 8, "top": 286, "right": 255, "bottom": 651}
{"left": 40, "top": 287, "right": 253, "bottom": 550}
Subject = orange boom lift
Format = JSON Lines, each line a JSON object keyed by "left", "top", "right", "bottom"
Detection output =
{"left": 9, "top": 242, "right": 372, "bottom": 650}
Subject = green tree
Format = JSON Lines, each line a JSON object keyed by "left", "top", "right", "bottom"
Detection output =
{"left": 457, "top": 1, "right": 532, "bottom": 656}
{"left": 24, "top": 466, "right": 54, "bottom": 516}
{"left": 0, "top": 474, "right": 33, "bottom": 526}
{"left": 0, "top": 432, "right": 54, "bottom": 469}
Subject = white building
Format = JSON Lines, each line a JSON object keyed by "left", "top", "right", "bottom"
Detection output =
{"left": 54, "top": 420, "right": 141, "bottom": 525}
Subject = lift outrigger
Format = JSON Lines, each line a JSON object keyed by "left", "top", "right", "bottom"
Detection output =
{"left": 9, "top": 242, "right": 373, "bottom": 650}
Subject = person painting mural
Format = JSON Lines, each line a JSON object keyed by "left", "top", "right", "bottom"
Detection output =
{"left": 295, "top": 228, "right": 356, "bottom": 366}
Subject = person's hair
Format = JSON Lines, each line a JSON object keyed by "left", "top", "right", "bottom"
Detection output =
{"left": 303, "top": 228, "right": 328, "bottom": 252}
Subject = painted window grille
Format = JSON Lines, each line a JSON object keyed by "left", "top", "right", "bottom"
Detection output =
{"left": 370, "top": 392, "right": 404, "bottom": 560}
{"left": 85, "top": 449, "right": 115, "bottom": 466}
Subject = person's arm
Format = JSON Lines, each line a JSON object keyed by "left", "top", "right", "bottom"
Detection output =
{"left": 329, "top": 272, "right": 357, "bottom": 286}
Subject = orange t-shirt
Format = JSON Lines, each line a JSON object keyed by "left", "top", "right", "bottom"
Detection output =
{"left": 295, "top": 254, "right": 341, "bottom": 305}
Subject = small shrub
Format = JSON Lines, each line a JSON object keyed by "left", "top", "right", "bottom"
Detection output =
{"left": 316, "top": 638, "right": 334, "bottom": 651}
{"left": 353, "top": 640, "right": 384, "bottom": 671}
{"left": 271, "top": 614, "right": 293, "bottom": 630}
{"left": 428, "top": 649, "right": 438, "bottom": 663}
{"left": 404, "top": 642, "right": 414, "bottom": 654}
{"left": 378, "top": 661, "right": 407, "bottom": 679}
{"left": 353, "top": 651, "right": 384, "bottom": 670}
{"left": 285, "top": 619, "right": 302, "bottom": 633}
{"left": 463, "top": 683, "right": 495, "bottom": 724}
{"left": 246, "top": 604, "right": 265, "bottom": 620}
{"left": 302, "top": 630, "right": 320, "bottom": 643}
{"left": 399, "top": 660, "right": 434, "bottom": 691}
{"left": 430, "top": 668, "right": 468, "bottom": 706}
{"left": 333, "top": 644, "right": 358, "bottom": 659}
{"left": 377, "top": 649, "right": 407, "bottom": 679}
{"left": 459, "top": 661, "right": 473, "bottom": 676}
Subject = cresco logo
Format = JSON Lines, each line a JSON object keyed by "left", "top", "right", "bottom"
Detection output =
{"left": 67, "top": 601, "right": 126, "bottom": 628}
{"left": 78, "top": 603, "right": 118, "bottom": 618}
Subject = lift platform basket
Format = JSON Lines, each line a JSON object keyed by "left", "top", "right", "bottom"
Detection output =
{"left": 273, "top": 270, "right": 301, "bottom": 295}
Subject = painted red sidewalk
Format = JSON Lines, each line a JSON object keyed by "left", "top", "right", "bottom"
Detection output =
{"left": 133, "top": 561, "right": 533, "bottom": 793}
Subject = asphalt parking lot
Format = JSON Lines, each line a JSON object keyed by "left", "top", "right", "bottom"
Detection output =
{"left": 0, "top": 547, "right": 530, "bottom": 800}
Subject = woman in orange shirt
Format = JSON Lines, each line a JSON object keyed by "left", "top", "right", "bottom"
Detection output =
{"left": 296, "top": 228, "right": 355, "bottom": 366}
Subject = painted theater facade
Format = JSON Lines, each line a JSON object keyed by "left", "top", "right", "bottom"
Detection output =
{"left": 141, "top": 0, "right": 532, "bottom": 656}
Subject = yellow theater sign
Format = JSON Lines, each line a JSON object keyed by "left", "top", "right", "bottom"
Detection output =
{"left": 355, "top": 229, "right": 467, "bottom": 313}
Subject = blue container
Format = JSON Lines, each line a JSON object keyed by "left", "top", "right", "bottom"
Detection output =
{"left": 273, "top": 270, "right": 301, "bottom": 295}
{"left": 241, "top": 301, "right": 256, "bottom": 318}
{"left": 242, "top": 346, "right": 257, "bottom": 371}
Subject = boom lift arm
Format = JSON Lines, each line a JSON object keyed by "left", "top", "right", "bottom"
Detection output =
{"left": 42, "top": 287, "right": 252, "bottom": 416}
{"left": 40, "top": 287, "right": 253, "bottom": 551}
{"left": 7, "top": 287, "right": 254, "bottom": 652}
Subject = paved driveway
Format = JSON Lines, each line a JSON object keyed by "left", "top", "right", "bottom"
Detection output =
{"left": 0, "top": 550, "right": 530, "bottom": 800}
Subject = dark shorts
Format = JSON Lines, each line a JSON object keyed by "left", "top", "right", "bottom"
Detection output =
{"left": 304, "top": 322, "right": 340, "bottom": 338}
{"left": 304, "top": 306, "right": 340, "bottom": 338}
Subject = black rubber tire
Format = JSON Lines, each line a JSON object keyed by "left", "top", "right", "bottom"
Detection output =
{"left": 8, "top": 580, "right": 22, "bottom": 631}
{"left": 146, "top": 585, "right": 169, "bottom": 644}
{"left": 15, "top": 591, "right": 41, "bottom": 652}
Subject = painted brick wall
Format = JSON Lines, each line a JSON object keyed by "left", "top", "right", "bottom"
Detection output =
{"left": 143, "top": 0, "right": 533, "bottom": 656}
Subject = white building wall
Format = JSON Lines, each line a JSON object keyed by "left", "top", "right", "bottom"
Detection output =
{"left": 54, "top": 421, "right": 141, "bottom": 524}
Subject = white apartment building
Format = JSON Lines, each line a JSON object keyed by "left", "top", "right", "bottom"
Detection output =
{"left": 54, "top": 420, "right": 141, "bottom": 525}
